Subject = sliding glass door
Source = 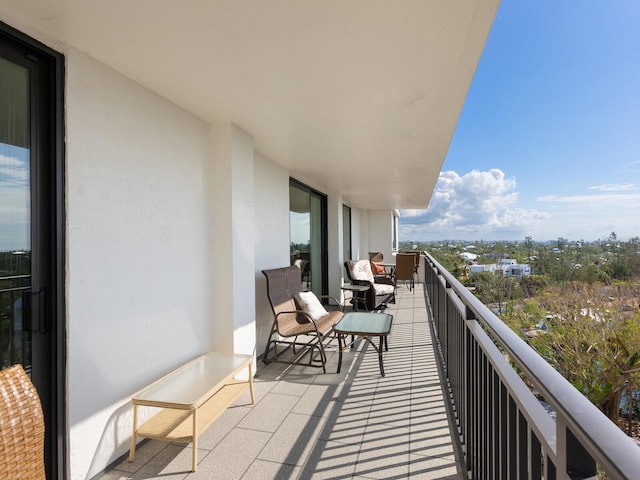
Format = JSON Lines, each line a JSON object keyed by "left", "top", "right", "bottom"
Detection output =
{"left": 0, "top": 22, "right": 65, "bottom": 479}
{"left": 289, "top": 179, "right": 327, "bottom": 296}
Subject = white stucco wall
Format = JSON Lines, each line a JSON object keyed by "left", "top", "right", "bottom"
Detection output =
{"left": 367, "top": 210, "right": 395, "bottom": 262}
{"left": 253, "top": 152, "right": 290, "bottom": 356}
{"left": 65, "top": 47, "right": 213, "bottom": 479}
{"left": 326, "top": 189, "right": 343, "bottom": 301}
{"left": 348, "top": 207, "right": 367, "bottom": 261}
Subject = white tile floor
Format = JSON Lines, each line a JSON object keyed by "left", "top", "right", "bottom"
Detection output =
{"left": 94, "top": 285, "right": 464, "bottom": 480}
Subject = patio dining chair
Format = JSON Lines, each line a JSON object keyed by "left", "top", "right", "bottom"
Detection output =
{"left": 395, "top": 253, "right": 416, "bottom": 291}
{"left": 406, "top": 250, "right": 421, "bottom": 276}
{"left": 0, "top": 364, "right": 46, "bottom": 480}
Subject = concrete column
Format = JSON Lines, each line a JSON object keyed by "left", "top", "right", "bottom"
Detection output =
{"left": 210, "top": 122, "right": 256, "bottom": 356}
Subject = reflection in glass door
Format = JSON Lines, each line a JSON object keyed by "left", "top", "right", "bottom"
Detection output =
{"left": 0, "top": 55, "right": 32, "bottom": 372}
{"left": 289, "top": 179, "right": 327, "bottom": 296}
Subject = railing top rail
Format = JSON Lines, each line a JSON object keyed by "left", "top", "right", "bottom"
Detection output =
{"left": 424, "top": 251, "right": 640, "bottom": 478}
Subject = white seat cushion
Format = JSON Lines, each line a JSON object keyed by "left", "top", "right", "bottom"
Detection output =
{"left": 374, "top": 283, "right": 395, "bottom": 295}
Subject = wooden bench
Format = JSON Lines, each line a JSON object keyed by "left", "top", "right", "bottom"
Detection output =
{"left": 128, "top": 352, "right": 254, "bottom": 471}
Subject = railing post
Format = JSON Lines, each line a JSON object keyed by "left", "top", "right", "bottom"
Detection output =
{"left": 464, "top": 306, "right": 474, "bottom": 476}
{"left": 556, "top": 419, "right": 596, "bottom": 480}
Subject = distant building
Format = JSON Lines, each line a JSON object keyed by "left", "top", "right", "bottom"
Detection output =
{"left": 469, "top": 259, "right": 531, "bottom": 278}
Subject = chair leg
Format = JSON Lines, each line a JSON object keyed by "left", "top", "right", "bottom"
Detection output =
{"left": 262, "top": 327, "right": 277, "bottom": 363}
{"left": 316, "top": 339, "right": 327, "bottom": 374}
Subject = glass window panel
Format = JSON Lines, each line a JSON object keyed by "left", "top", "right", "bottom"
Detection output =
{"left": 310, "top": 193, "right": 322, "bottom": 296}
{"left": 342, "top": 204, "right": 351, "bottom": 261}
{"left": 0, "top": 55, "right": 32, "bottom": 370}
{"left": 289, "top": 182, "right": 311, "bottom": 288}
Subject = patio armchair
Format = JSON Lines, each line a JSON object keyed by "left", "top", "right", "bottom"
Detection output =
{"left": 344, "top": 259, "right": 395, "bottom": 311}
{"left": 262, "top": 266, "right": 343, "bottom": 373}
{"left": 0, "top": 364, "right": 46, "bottom": 480}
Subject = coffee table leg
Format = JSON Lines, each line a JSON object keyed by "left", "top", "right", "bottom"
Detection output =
{"left": 337, "top": 334, "right": 343, "bottom": 373}
{"left": 378, "top": 336, "right": 385, "bottom": 377}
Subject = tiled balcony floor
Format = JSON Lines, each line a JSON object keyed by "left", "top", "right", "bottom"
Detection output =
{"left": 95, "top": 285, "right": 463, "bottom": 480}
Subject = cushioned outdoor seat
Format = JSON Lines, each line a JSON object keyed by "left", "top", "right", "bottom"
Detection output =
{"left": 262, "top": 265, "right": 343, "bottom": 373}
{"left": 344, "top": 259, "right": 395, "bottom": 311}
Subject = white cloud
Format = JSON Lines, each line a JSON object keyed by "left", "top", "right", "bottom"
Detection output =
{"left": 0, "top": 154, "right": 23, "bottom": 167}
{"left": 587, "top": 183, "right": 635, "bottom": 192}
{"left": 537, "top": 192, "right": 640, "bottom": 206}
{"left": 531, "top": 189, "right": 640, "bottom": 241}
{"left": 399, "top": 169, "right": 547, "bottom": 240}
{"left": 0, "top": 153, "right": 29, "bottom": 188}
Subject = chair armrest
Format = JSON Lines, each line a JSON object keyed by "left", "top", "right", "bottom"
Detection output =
{"left": 317, "top": 295, "right": 344, "bottom": 312}
{"left": 374, "top": 276, "right": 395, "bottom": 286}
{"left": 275, "top": 309, "right": 318, "bottom": 327}
{"left": 373, "top": 274, "right": 393, "bottom": 283}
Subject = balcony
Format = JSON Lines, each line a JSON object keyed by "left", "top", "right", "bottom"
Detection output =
{"left": 96, "top": 284, "right": 460, "bottom": 479}
{"left": 95, "top": 254, "right": 640, "bottom": 480}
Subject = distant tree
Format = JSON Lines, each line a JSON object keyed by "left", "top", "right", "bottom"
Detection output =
{"left": 522, "top": 283, "right": 640, "bottom": 424}
{"left": 534, "top": 249, "right": 574, "bottom": 283}
{"left": 520, "top": 274, "right": 547, "bottom": 297}
{"left": 524, "top": 236, "right": 534, "bottom": 259}
{"left": 473, "top": 271, "right": 521, "bottom": 313}
{"left": 573, "top": 263, "right": 604, "bottom": 284}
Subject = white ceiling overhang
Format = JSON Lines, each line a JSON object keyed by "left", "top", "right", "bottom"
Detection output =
{"left": 1, "top": 0, "right": 499, "bottom": 210}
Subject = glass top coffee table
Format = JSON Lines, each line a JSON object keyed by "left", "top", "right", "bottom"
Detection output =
{"left": 334, "top": 311, "right": 393, "bottom": 377}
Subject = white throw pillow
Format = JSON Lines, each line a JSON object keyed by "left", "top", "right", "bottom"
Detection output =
{"left": 294, "top": 291, "right": 328, "bottom": 321}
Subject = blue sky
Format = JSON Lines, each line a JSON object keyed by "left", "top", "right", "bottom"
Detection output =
{"left": 0, "top": 145, "right": 30, "bottom": 251}
{"left": 400, "top": 1, "right": 640, "bottom": 243}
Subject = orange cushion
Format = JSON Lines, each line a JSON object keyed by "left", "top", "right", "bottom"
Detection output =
{"left": 371, "top": 261, "right": 385, "bottom": 274}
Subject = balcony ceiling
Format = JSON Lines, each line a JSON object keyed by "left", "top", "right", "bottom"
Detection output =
{"left": 1, "top": 0, "right": 498, "bottom": 210}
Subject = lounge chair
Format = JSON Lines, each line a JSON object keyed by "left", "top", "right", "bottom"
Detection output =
{"left": 262, "top": 266, "right": 343, "bottom": 373}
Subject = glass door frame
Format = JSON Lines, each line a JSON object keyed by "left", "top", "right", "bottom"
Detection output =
{"left": 0, "top": 20, "right": 66, "bottom": 480}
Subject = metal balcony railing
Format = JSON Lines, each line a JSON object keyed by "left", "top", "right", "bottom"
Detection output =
{"left": 422, "top": 252, "right": 640, "bottom": 480}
